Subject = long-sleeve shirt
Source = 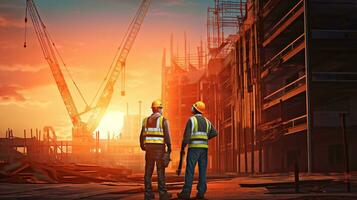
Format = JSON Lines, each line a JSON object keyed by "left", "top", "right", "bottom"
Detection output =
{"left": 140, "top": 112, "right": 172, "bottom": 153}
{"left": 181, "top": 114, "right": 218, "bottom": 150}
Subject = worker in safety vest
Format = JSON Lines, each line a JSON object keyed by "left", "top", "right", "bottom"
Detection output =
{"left": 140, "top": 100, "right": 171, "bottom": 200}
{"left": 177, "top": 101, "right": 218, "bottom": 200}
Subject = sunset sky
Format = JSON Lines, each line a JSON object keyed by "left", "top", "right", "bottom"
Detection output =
{"left": 0, "top": 0, "right": 209, "bottom": 139}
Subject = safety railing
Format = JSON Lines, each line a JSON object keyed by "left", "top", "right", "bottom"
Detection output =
{"left": 282, "top": 114, "right": 307, "bottom": 132}
{"left": 264, "top": 0, "right": 304, "bottom": 39}
{"left": 263, "top": 75, "right": 306, "bottom": 103}
{"left": 259, "top": 114, "right": 306, "bottom": 136}
{"left": 263, "top": 0, "right": 275, "bottom": 13}
{"left": 262, "top": 33, "right": 304, "bottom": 71}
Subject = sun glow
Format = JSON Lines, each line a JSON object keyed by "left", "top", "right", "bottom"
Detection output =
{"left": 95, "top": 111, "right": 125, "bottom": 139}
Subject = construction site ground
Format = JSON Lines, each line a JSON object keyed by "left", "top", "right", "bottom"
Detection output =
{"left": 1, "top": 173, "right": 356, "bottom": 200}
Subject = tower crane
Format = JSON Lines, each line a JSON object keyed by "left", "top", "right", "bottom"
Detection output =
{"left": 25, "top": 0, "right": 151, "bottom": 149}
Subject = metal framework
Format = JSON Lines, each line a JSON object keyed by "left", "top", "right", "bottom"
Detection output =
{"left": 207, "top": 0, "right": 247, "bottom": 53}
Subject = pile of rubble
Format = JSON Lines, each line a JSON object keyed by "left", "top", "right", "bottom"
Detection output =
{"left": 0, "top": 159, "right": 132, "bottom": 184}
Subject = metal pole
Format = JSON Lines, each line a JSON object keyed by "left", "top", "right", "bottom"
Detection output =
{"left": 233, "top": 105, "right": 237, "bottom": 173}
{"left": 66, "top": 141, "right": 68, "bottom": 162}
{"left": 61, "top": 141, "right": 63, "bottom": 161}
{"left": 96, "top": 131, "right": 99, "bottom": 164}
{"left": 244, "top": 127, "right": 248, "bottom": 173}
{"left": 304, "top": 0, "right": 313, "bottom": 173}
{"left": 251, "top": 111, "right": 255, "bottom": 174}
{"left": 238, "top": 123, "right": 241, "bottom": 174}
{"left": 341, "top": 113, "right": 351, "bottom": 192}
{"left": 295, "top": 161, "right": 300, "bottom": 193}
{"left": 184, "top": 31, "right": 187, "bottom": 67}
{"left": 47, "top": 129, "right": 50, "bottom": 160}
{"left": 24, "top": 129, "right": 27, "bottom": 154}
{"left": 259, "top": 141, "right": 263, "bottom": 173}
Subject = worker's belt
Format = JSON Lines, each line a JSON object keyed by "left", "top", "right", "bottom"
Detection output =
{"left": 143, "top": 115, "right": 165, "bottom": 144}
{"left": 188, "top": 116, "right": 210, "bottom": 148}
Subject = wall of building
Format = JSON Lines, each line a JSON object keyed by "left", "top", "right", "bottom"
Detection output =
{"left": 308, "top": 0, "right": 357, "bottom": 172}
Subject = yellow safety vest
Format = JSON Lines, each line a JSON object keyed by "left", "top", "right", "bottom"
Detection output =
{"left": 143, "top": 115, "right": 165, "bottom": 144}
{"left": 188, "top": 116, "right": 210, "bottom": 148}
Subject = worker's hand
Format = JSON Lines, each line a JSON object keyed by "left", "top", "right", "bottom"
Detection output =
{"left": 180, "top": 150, "right": 185, "bottom": 156}
{"left": 176, "top": 168, "right": 182, "bottom": 176}
{"left": 180, "top": 146, "right": 186, "bottom": 155}
{"left": 163, "top": 152, "right": 171, "bottom": 168}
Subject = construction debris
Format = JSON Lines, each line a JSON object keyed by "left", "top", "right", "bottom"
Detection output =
{"left": 0, "top": 159, "right": 132, "bottom": 184}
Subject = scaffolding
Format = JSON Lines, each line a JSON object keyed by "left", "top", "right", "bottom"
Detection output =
{"left": 207, "top": 0, "right": 247, "bottom": 54}
{"left": 169, "top": 34, "right": 208, "bottom": 70}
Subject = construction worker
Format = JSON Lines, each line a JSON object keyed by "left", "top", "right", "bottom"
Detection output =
{"left": 177, "top": 101, "right": 218, "bottom": 200}
{"left": 140, "top": 100, "right": 171, "bottom": 200}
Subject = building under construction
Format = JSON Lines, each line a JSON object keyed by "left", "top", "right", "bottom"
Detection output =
{"left": 162, "top": 0, "right": 357, "bottom": 174}
{"left": 161, "top": 33, "right": 208, "bottom": 167}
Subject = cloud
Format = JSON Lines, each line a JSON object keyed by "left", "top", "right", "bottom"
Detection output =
{"left": 162, "top": 0, "right": 187, "bottom": 6}
{"left": 0, "top": 67, "right": 52, "bottom": 102}
{"left": 0, "top": 94, "right": 50, "bottom": 107}
{"left": 0, "top": 85, "right": 25, "bottom": 101}
{"left": 0, "top": 67, "right": 51, "bottom": 88}
{"left": 0, "top": 16, "right": 23, "bottom": 28}
{"left": 150, "top": 8, "right": 191, "bottom": 18}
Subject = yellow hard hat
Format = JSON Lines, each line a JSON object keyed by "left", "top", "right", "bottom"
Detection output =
{"left": 151, "top": 99, "right": 163, "bottom": 108}
{"left": 193, "top": 101, "right": 205, "bottom": 113}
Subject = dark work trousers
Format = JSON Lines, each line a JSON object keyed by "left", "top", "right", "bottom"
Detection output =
{"left": 181, "top": 148, "right": 208, "bottom": 196}
{"left": 144, "top": 149, "right": 168, "bottom": 199}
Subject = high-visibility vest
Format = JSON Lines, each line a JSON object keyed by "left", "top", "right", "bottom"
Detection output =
{"left": 143, "top": 115, "right": 165, "bottom": 144}
{"left": 188, "top": 116, "right": 210, "bottom": 148}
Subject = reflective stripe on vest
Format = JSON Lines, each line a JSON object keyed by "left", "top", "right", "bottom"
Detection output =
{"left": 143, "top": 116, "right": 164, "bottom": 144}
{"left": 144, "top": 136, "right": 164, "bottom": 144}
{"left": 188, "top": 116, "right": 210, "bottom": 148}
{"left": 189, "top": 140, "right": 208, "bottom": 148}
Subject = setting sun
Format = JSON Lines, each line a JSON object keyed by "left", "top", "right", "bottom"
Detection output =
{"left": 95, "top": 111, "right": 124, "bottom": 139}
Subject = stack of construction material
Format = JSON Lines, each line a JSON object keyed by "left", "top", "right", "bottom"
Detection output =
{"left": 0, "top": 159, "right": 132, "bottom": 184}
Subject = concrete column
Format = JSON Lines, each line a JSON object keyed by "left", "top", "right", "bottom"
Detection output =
{"left": 304, "top": 0, "right": 313, "bottom": 173}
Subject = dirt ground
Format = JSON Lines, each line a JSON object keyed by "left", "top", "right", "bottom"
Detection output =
{"left": 0, "top": 173, "right": 356, "bottom": 199}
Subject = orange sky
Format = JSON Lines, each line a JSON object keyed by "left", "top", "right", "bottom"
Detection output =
{"left": 0, "top": 0, "right": 209, "bottom": 139}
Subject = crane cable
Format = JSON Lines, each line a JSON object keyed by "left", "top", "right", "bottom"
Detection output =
{"left": 24, "top": 0, "right": 89, "bottom": 108}
{"left": 24, "top": 1, "right": 27, "bottom": 48}
{"left": 89, "top": 9, "right": 137, "bottom": 107}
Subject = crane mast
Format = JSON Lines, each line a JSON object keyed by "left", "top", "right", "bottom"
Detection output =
{"left": 25, "top": 0, "right": 151, "bottom": 155}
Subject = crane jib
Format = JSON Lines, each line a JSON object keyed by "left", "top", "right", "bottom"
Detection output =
{"left": 26, "top": 0, "right": 80, "bottom": 125}
{"left": 26, "top": 0, "right": 151, "bottom": 134}
{"left": 87, "top": 0, "right": 151, "bottom": 133}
